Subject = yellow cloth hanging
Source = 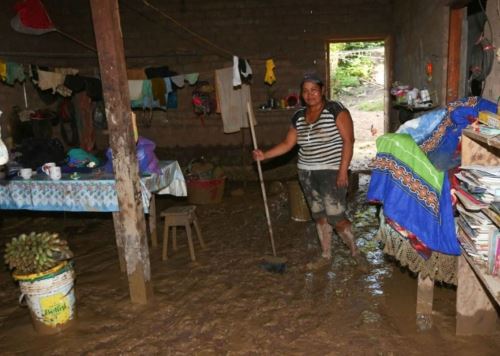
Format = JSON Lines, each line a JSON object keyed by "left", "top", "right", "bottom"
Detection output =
{"left": 0, "top": 60, "right": 7, "bottom": 81}
{"left": 264, "top": 59, "right": 276, "bottom": 85}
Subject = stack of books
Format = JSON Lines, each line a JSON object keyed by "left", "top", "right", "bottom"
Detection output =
{"left": 488, "top": 203, "right": 500, "bottom": 275}
{"left": 456, "top": 205, "right": 493, "bottom": 255}
{"left": 455, "top": 166, "right": 500, "bottom": 275}
{"left": 456, "top": 165, "right": 500, "bottom": 203}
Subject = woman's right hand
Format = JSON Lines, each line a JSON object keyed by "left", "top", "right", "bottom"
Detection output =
{"left": 252, "top": 149, "right": 265, "bottom": 161}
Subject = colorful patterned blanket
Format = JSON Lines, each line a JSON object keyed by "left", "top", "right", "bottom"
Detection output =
{"left": 367, "top": 133, "right": 460, "bottom": 256}
{"left": 368, "top": 97, "right": 498, "bottom": 257}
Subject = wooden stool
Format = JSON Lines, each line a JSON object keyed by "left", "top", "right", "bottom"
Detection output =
{"left": 160, "top": 205, "right": 205, "bottom": 261}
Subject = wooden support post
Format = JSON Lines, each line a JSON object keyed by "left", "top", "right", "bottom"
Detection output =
{"left": 112, "top": 212, "right": 126, "bottom": 273}
{"left": 90, "top": 0, "right": 153, "bottom": 304}
{"left": 456, "top": 256, "right": 498, "bottom": 335}
{"left": 416, "top": 273, "right": 434, "bottom": 330}
{"left": 446, "top": 8, "right": 463, "bottom": 103}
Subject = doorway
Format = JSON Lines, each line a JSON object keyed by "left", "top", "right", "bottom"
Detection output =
{"left": 327, "top": 39, "right": 388, "bottom": 170}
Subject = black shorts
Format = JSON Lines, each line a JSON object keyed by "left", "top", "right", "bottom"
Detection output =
{"left": 298, "top": 169, "right": 347, "bottom": 225}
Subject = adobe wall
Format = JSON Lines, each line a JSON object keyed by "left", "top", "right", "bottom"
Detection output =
{"left": 391, "top": 0, "right": 499, "bottom": 107}
{"left": 482, "top": 0, "right": 500, "bottom": 103}
{"left": 0, "top": 0, "right": 392, "bottom": 155}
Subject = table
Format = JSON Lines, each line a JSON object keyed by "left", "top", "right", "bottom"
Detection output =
{"left": 393, "top": 103, "right": 437, "bottom": 124}
{"left": 0, "top": 160, "right": 186, "bottom": 213}
{"left": 0, "top": 160, "right": 187, "bottom": 248}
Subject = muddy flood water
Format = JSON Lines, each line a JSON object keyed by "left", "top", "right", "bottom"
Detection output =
{"left": 0, "top": 175, "right": 499, "bottom": 355}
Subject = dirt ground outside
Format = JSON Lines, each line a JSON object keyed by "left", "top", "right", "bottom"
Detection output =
{"left": 344, "top": 82, "right": 385, "bottom": 171}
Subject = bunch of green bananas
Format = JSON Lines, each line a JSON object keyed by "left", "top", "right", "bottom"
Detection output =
{"left": 4, "top": 232, "right": 73, "bottom": 274}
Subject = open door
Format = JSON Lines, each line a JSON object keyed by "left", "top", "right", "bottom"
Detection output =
{"left": 326, "top": 36, "right": 392, "bottom": 169}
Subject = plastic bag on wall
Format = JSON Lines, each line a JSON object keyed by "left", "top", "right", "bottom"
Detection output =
{"left": 104, "top": 136, "right": 160, "bottom": 175}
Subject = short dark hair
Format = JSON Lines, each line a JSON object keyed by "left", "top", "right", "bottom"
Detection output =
{"left": 300, "top": 72, "right": 324, "bottom": 88}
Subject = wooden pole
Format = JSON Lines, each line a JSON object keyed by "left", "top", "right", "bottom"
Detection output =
{"left": 247, "top": 102, "right": 277, "bottom": 257}
{"left": 89, "top": 0, "right": 153, "bottom": 304}
{"left": 446, "top": 8, "right": 463, "bottom": 103}
{"left": 416, "top": 273, "right": 434, "bottom": 330}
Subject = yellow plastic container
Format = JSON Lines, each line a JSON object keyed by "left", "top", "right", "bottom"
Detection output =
{"left": 14, "top": 262, "right": 76, "bottom": 334}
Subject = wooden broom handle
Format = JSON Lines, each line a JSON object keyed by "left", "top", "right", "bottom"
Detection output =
{"left": 247, "top": 102, "right": 277, "bottom": 257}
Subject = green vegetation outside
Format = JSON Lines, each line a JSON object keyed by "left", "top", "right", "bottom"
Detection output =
{"left": 330, "top": 41, "right": 383, "bottom": 97}
{"left": 356, "top": 99, "right": 384, "bottom": 112}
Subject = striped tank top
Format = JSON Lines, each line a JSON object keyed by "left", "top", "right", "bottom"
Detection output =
{"left": 291, "top": 101, "right": 347, "bottom": 170}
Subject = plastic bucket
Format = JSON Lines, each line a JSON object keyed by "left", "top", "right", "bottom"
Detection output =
{"left": 287, "top": 180, "right": 311, "bottom": 222}
{"left": 187, "top": 177, "right": 226, "bottom": 204}
{"left": 14, "top": 262, "right": 76, "bottom": 334}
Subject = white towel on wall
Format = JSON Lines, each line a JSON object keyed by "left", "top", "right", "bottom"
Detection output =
{"left": 215, "top": 67, "right": 254, "bottom": 134}
{"left": 128, "top": 80, "right": 143, "bottom": 100}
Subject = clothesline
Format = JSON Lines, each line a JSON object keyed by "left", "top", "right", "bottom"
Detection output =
{"left": 0, "top": 61, "right": 201, "bottom": 101}
{"left": 140, "top": 0, "right": 233, "bottom": 59}
{"left": 128, "top": 72, "right": 200, "bottom": 110}
{"left": 138, "top": 0, "right": 276, "bottom": 64}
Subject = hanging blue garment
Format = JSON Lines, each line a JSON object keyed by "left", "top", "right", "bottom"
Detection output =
{"left": 167, "top": 91, "right": 178, "bottom": 109}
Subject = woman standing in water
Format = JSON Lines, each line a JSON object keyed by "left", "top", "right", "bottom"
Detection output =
{"left": 252, "top": 73, "right": 359, "bottom": 269}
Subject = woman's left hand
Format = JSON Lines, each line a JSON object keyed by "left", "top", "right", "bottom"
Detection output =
{"left": 336, "top": 171, "right": 349, "bottom": 188}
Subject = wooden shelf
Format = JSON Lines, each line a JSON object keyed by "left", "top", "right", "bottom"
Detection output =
{"left": 461, "top": 129, "right": 500, "bottom": 166}
{"left": 461, "top": 246, "right": 500, "bottom": 306}
{"left": 456, "top": 128, "right": 500, "bottom": 335}
{"left": 462, "top": 128, "right": 500, "bottom": 150}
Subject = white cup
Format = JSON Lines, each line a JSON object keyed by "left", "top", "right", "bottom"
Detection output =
{"left": 42, "top": 162, "right": 56, "bottom": 175}
{"left": 49, "top": 166, "right": 62, "bottom": 180}
{"left": 18, "top": 168, "right": 33, "bottom": 180}
{"left": 407, "top": 90, "right": 418, "bottom": 105}
{"left": 420, "top": 89, "right": 431, "bottom": 102}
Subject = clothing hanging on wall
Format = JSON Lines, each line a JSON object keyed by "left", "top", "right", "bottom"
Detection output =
{"left": 215, "top": 66, "right": 254, "bottom": 134}
{"left": 72, "top": 91, "right": 95, "bottom": 152}
{"left": 264, "top": 59, "right": 276, "bottom": 85}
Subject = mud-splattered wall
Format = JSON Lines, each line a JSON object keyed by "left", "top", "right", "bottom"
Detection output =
{"left": 0, "top": 0, "right": 392, "bottom": 152}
